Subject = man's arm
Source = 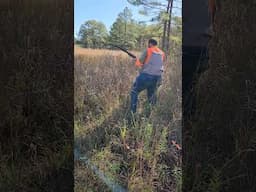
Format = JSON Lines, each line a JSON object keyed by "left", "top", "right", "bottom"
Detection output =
{"left": 139, "top": 49, "right": 147, "bottom": 64}
{"left": 135, "top": 49, "right": 147, "bottom": 67}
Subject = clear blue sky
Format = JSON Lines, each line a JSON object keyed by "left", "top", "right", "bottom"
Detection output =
{"left": 74, "top": 0, "right": 181, "bottom": 38}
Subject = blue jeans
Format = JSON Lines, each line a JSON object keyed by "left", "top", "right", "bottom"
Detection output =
{"left": 130, "top": 73, "right": 161, "bottom": 113}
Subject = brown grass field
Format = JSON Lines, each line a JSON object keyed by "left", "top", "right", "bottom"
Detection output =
{"left": 74, "top": 45, "right": 182, "bottom": 191}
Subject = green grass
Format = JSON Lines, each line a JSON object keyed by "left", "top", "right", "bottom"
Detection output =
{"left": 74, "top": 47, "right": 182, "bottom": 191}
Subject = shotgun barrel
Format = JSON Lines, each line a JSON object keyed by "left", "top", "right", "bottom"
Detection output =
{"left": 108, "top": 43, "right": 137, "bottom": 59}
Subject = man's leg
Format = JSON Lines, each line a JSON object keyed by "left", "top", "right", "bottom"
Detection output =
{"left": 130, "top": 83, "right": 139, "bottom": 113}
{"left": 147, "top": 77, "right": 161, "bottom": 105}
{"left": 130, "top": 74, "right": 147, "bottom": 113}
{"left": 147, "top": 86, "right": 157, "bottom": 105}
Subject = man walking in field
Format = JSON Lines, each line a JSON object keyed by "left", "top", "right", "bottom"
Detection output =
{"left": 130, "top": 39, "right": 165, "bottom": 113}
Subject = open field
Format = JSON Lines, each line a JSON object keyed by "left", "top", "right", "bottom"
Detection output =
{"left": 74, "top": 45, "right": 182, "bottom": 191}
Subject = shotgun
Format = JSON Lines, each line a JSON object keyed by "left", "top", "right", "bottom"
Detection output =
{"left": 108, "top": 43, "right": 137, "bottom": 59}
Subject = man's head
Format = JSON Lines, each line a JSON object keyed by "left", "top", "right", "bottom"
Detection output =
{"left": 148, "top": 39, "right": 157, "bottom": 47}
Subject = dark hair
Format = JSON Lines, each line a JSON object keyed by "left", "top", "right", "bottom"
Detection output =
{"left": 148, "top": 39, "right": 157, "bottom": 46}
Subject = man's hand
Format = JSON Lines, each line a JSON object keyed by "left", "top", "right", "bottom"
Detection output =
{"left": 134, "top": 58, "right": 143, "bottom": 67}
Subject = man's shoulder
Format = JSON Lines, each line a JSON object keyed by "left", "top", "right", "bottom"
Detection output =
{"left": 154, "top": 47, "right": 165, "bottom": 55}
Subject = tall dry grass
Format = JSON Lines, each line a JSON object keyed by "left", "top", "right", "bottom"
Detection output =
{"left": 74, "top": 45, "right": 181, "bottom": 191}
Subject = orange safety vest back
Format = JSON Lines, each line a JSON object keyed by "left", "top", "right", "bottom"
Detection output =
{"left": 136, "top": 46, "right": 165, "bottom": 76}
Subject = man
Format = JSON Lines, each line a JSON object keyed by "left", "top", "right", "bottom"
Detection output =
{"left": 130, "top": 39, "right": 165, "bottom": 113}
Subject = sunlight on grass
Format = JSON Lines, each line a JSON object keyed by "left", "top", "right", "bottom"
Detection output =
{"left": 74, "top": 46, "right": 181, "bottom": 191}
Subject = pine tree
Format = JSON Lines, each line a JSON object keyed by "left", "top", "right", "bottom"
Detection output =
{"left": 109, "top": 7, "right": 138, "bottom": 50}
{"left": 78, "top": 20, "right": 108, "bottom": 48}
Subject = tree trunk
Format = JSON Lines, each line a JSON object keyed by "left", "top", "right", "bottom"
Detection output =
{"left": 166, "top": 0, "right": 173, "bottom": 53}
{"left": 162, "top": 0, "right": 171, "bottom": 51}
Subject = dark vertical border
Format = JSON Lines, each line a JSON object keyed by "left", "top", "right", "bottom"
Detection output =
{"left": 0, "top": 0, "right": 74, "bottom": 191}
{"left": 182, "top": 0, "right": 256, "bottom": 191}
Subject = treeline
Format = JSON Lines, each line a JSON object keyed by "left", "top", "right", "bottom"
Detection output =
{"left": 76, "top": 5, "right": 181, "bottom": 52}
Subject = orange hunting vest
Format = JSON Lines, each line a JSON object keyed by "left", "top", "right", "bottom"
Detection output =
{"left": 136, "top": 46, "right": 165, "bottom": 76}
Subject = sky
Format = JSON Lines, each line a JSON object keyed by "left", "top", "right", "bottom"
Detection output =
{"left": 74, "top": 0, "right": 181, "bottom": 38}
